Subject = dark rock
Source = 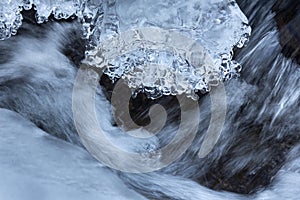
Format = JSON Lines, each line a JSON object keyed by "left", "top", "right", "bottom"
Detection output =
{"left": 273, "top": 0, "right": 300, "bottom": 64}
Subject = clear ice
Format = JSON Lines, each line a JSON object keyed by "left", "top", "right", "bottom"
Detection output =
{"left": 0, "top": 0, "right": 251, "bottom": 99}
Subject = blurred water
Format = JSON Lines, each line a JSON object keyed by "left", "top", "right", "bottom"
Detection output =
{"left": 0, "top": 0, "right": 299, "bottom": 200}
{"left": 0, "top": 108, "right": 147, "bottom": 200}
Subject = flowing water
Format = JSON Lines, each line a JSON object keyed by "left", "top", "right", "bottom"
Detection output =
{"left": 0, "top": 0, "right": 299, "bottom": 199}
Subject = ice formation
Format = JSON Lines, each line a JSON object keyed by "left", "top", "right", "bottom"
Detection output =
{"left": 0, "top": 0, "right": 251, "bottom": 99}
{"left": 84, "top": 0, "right": 251, "bottom": 99}
{"left": 0, "top": 0, "right": 102, "bottom": 40}
{"left": 0, "top": 0, "right": 23, "bottom": 40}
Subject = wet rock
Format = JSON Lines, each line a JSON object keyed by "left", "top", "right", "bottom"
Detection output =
{"left": 273, "top": 0, "right": 300, "bottom": 64}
